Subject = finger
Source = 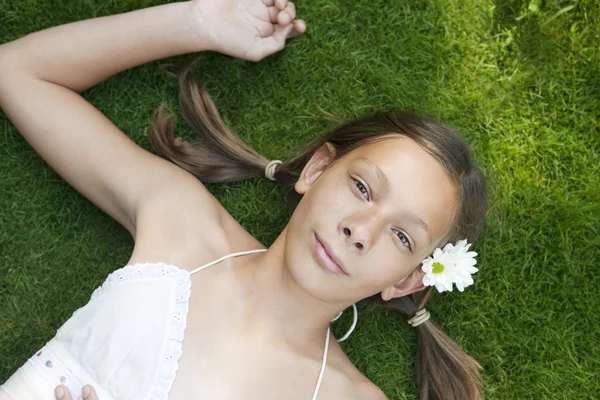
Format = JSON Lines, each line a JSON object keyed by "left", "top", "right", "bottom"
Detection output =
{"left": 83, "top": 385, "right": 99, "bottom": 400}
{"left": 55, "top": 385, "right": 72, "bottom": 400}
{"left": 288, "top": 19, "right": 306, "bottom": 38}
{"left": 261, "top": 0, "right": 274, "bottom": 5}
{"left": 274, "top": 0, "right": 287, "bottom": 11}
{"left": 272, "top": 23, "right": 295, "bottom": 47}
{"left": 267, "top": 6, "right": 279, "bottom": 23}
{"left": 277, "top": 2, "right": 296, "bottom": 25}
{"left": 253, "top": 23, "right": 294, "bottom": 61}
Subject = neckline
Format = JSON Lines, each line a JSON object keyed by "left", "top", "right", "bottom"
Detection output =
{"left": 123, "top": 260, "right": 188, "bottom": 272}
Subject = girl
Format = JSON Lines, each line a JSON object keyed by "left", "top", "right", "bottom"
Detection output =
{"left": 0, "top": 0, "right": 488, "bottom": 399}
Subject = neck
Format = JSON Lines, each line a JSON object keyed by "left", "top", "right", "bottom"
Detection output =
{"left": 235, "top": 226, "right": 347, "bottom": 352}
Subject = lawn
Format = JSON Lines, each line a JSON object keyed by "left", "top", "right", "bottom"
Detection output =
{"left": 1, "top": 0, "right": 599, "bottom": 399}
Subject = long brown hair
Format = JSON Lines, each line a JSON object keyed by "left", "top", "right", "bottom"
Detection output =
{"left": 150, "top": 58, "right": 488, "bottom": 400}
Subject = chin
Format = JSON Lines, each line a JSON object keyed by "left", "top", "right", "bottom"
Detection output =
{"left": 281, "top": 227, "right": 337, "bottom": 301}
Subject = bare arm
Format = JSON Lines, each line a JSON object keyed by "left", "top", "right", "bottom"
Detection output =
{"left": 0, "top": 2, "right": 209, "bottom": 237}
{"left": 0, "top": 0, "right": 304, "bottom": 237}
{"left": 0, "top": 2, "right": 204, "bottom": 92}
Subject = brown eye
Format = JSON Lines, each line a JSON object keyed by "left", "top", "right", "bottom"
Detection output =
{"left": 352, "top": 178, "right": 369, "bottom": 200}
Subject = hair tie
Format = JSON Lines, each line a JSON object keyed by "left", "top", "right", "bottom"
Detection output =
{"left": 408, "top": 309, "right": 430, "bottom": 328}
{"left": 265, "top": 160, "right": 282, "bottom": 181}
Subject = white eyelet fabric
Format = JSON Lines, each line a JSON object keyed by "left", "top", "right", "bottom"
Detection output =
{"left": 1, "top": 262, "right": 191, "bottom": 400}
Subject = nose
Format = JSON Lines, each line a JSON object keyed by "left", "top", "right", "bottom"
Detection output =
{"left": 341, "top": 209, "right": 384, "bottom": 252}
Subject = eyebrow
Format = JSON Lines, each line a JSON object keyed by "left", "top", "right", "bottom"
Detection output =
{"left": 356, "top": 157, "right": 389, "bottom": 190}
{"left": 356, "top": 157, "right": 432, "bottom": 246}
{"left": 405, "top": 214, "right": 433, "bottom": 246}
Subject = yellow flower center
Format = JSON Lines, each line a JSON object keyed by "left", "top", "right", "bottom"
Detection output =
{"left": 432, "top": 261, "right": 445, "bottom": 274}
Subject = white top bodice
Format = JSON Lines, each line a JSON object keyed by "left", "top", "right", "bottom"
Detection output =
{"left": 0, "top": 249, "right": 330, "bottom": 400}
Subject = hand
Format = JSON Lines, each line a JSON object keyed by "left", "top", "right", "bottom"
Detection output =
{"left": 191, "top": 0, "right": 306, "bottom": 61}
{"left": 54, "top": 384, "right": 99, "bottom": 400}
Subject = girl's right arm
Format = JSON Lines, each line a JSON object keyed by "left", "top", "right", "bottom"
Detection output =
{"left": 0, "top": 0, "right": 303, "bottom": 242}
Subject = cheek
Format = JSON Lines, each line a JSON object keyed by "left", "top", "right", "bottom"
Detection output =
{"left": 356, "top": 251, "right": 420, "bottom": 292}
{"left": 302, "top": 175, "right": 349, "bottom": 224}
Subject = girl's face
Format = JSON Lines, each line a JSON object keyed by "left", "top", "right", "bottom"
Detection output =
{"left": 284, "top": 136, "right": 458, "bottom": 305}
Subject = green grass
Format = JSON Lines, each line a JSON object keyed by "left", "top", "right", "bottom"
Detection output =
{"left": 1, "top": 0, "right": 599, "bottom": 398}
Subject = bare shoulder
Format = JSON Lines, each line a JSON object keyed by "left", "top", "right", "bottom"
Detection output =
{"left": 346, "top": 379, "right": 388, "bottom": 400}
{"left": 323, "top": 343, "right": 388, "bottom": 400}
{"left": 325, "top": 368, "right": 387, "bottom": 400}
{"left": 127, "top": 169, "right": 264, "bottom": 270}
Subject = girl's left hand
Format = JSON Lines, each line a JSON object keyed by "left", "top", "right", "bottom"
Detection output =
{"left": 190, "top": 0, "right": 306, "bottom": 61}
{"left": 55, "top": 384, "right": 98, "bottom": 400}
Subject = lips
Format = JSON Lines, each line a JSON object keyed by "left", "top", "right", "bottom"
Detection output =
{"left": 314, "top": 233, "right": 348, "bottom": 276}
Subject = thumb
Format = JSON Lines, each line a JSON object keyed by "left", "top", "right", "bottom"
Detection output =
{"left": 82, "top": 385, "right": 99, "bottom": 400}
{"left": 54, "top": 385, "right": 73, "bottom": 400}
{"left": 255, "top": 23, "right": 294, "bottom": 60}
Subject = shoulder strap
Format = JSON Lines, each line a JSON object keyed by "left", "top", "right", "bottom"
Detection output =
{"left": 189, "top": 248, "right": 267, "bottom": 275}
{"left": 311, "top": 327, "right": 331, "bottom": 400}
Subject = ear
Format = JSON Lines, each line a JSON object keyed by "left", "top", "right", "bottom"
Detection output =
{"left": 381, "top": 268, "right": 426, "bottom": 301}
{"left": 294, "top": 142, "right": 337, "bottom": 195}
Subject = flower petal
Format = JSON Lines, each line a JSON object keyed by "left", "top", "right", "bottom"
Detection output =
{"left": 456, "top": 239, "right": 468, "bottom": 248}
{"left": 435, "top": 281, "right": 448, "bottom": 293}
{"left": 423, "top": 274, "right": 436, "bottom": 286}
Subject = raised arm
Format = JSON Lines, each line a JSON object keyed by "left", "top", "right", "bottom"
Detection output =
{"left": 0, "top": 0, "right": 305, "bottom": 238}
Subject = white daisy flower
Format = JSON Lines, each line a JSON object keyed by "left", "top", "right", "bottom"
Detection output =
{"left": 421, "top": 248, "right": 458, "bottom": 293}
{"left": 421, "top": 239, "right": 479, "bottom": 293}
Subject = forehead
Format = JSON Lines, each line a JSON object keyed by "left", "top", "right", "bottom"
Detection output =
{"left": 345, "top": 137, "right": 458, "bottom": 248}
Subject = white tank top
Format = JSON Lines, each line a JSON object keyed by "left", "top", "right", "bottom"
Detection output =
{"left": 0, "top": 249, "right": 331, "bottom": 400}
